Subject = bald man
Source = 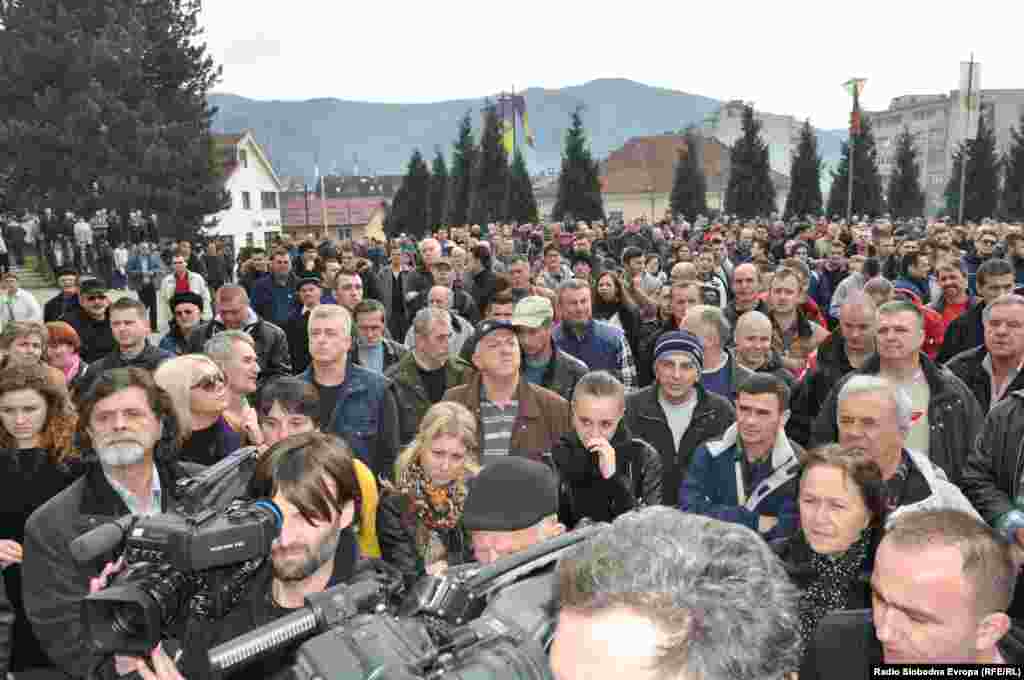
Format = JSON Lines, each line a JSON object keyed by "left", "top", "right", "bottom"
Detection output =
{"left": 725, "top": 263, "right": 769, "bottom": 339}
{"left": 732, "top": 311, "right": 794, "bottom": 388}
{"left": 786, "top": 294, "right": 878, "bottom": 446}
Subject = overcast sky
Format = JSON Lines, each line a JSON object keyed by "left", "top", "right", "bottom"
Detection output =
{"left": 200, "top": 0, "right": 1018, "bottom": 130}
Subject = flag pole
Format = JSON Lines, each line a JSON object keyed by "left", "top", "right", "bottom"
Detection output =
{"left": 512, "top": 85, "right": 517, "bottom": 161}
{"left": 957, "top": 54, "right": 974, "bottom": 226}
{"left": 846, "top": 82, "right": 857, "bottom": 225}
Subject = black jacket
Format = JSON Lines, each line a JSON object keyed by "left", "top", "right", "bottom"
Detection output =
{"left": 786, "top": 332, "right": 857, "bottom": 447}
{"left": 624, "top": 384, "right": 735, "bottom": 507}
{"left": 771, "top": 529, "right": 877, "bottom": 611}
{"left": 550, "top": 424, "right": 663, "bottom": 529}
{"left": 936, "top": 300, "right": 986, "bottom": 365}
{"left": 22, "top": 459, "right": 198, "bottom": 679}
{"left": 0, "top": 577, "right": 14, "bottom": 677}
{"left": 77, "top": 341, "right": 172, "bottom": 394}
{"left": 533, "top": 342, "right": 589, "bottom": 402}
{"left": 810, "top": 352, "right": 984, "bottom": 487}
{"left": 375, "top": 493, "right": 471, "bottom": 587}
{"left": 62, "top": 307, "right": 116, "bottom": 364}
{"left": 286, "top": 309, "right": 312, "bottom": 374}
{"left": 962, "top": 390, "right": 1024, "bottom": 531}
{"left": 179, "top": 528, "right": 359, "bottom": 680}
{"left": 801, "top": 609, "right": 1024, "bottom": 679}
{"left": 0, "top": 449, "right": 82, "bottom": 675}
{"left": 187, "top": 315, "right": 292, "bottom": 384}
{"left": 44, "top": 292, "right": 78, "bottom": 323}
{"left": 945, "top": 345, "right": 1024, "bottom": 414}
{"left": 352, "top": 337, "right": 409, "bottom": 375}
{"left": 466, "top": 268, "right": 498, "bottom": 319}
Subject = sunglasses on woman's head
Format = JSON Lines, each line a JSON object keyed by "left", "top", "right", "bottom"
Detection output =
{"left": 191, "top": 373, "right": 225, "bottom": 392}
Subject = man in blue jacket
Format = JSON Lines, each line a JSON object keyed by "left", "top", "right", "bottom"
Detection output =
{"left": 300, "top": 304, "right": 400, "bottom": 480}
{"left": 680, "top": 372, "right": 802, "bottom": 540}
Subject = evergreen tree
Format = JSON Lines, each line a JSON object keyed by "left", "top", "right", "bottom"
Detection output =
{"left": 945, "top": 114, "right": 1001, "bottom": 222}
{"left": 783, "top": 121, "right": 823, "bottom": 220}
{"left": 392, "top": 149, "right": 431, "bottom": 237}
{"left": 470, "top": 102, "right": 509, "bottom": 226}
{"left": 826, "top": 115, "right": 886, "bottom": 219}
{"left": 552, "top": 107, "right": 604, "bottom": 223}
{"left": 0, "top": 0, "right": 229, "bottom": 239}
{"left": 669, "top": 131, "right": 707, "bottom": 222}
{"left": 887, "top": 127, "right": 925, "bottom": 219}
{"left": 446, "top": 110, "right": 475, "bottom": 227}
{"left": 1002, "top": 114, "right": 1024, "bottom": 221}
{"left": 505, "top": 148, "right": 539, "bottom": 224}
{"left": 429, "top": 148, "right": 448, "bottom": 230}
{"left": 724, "top": 105, "right": 776, "bottom": 218}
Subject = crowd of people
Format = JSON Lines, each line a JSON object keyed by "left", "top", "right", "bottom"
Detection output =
{"left": 0, "top": 213, "right": 1023, "bottom": 678}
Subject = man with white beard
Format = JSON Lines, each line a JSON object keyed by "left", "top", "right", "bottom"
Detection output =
{"left": 22, "top": 367, "right": 202, "bottom": 678}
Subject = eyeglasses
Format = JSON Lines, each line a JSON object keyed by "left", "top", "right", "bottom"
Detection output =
{"left": 191, "top": 373, "right": 225, "bottom": 392}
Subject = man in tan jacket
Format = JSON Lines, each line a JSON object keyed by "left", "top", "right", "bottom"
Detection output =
{"left": 443, "top": 319, "right": 571, "bottom": 464}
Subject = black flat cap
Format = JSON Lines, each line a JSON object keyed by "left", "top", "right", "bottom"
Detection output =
{"left": 462, "top": 457, "right": 558, "bottom": 531}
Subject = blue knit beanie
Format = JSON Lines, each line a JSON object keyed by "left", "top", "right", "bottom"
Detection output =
{"left": 654, "top": 330, "right": 704, "bottom": 370}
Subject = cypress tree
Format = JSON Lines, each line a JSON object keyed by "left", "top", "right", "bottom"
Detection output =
{"left": 887, "top": 127, "right": 925, "bottom": 219}
{"left": 724, "top": 105, "right": 776, "bottom": 218}
{"left": 470, "top": 102, "right": 509, "bottom": 226}
{"left": 505, "top": 148, "right": 539, "bottom": 224}
{"left": 429, "top": 148, "right": 448, "bottom": 230}
{"left": 669, "top": 131, "right": 707, "bottom": 222}
{"left": 393, "top": 149, "right": 431, "bottom": 237}
{"left": 945, "top": 114, "right": 1000, "bottom": 222}
{"left": 783, "top": 121, "right": 823, "bottom": 220}
{"left": 1001, "top": 113, "right": 1024, "bottom": 221}
{"left": 446, "top": 110, "right": 475, "bottom": 227}
{"left": 552, "top": 106, "right": 604, "bottom": 223}
{"left": 0, "top": 0, "right": 229, "bottom": 239}
{"left": 826, "top": 115, "right": 885, "bottom": 219}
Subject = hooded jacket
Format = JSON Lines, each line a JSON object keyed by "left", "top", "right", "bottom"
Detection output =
{"left": 681, "top": 423, "right": 803, "bottom": 541}
{"left": 810, "top": 352, "right": 983, "bottom": 487}
{"left": 549, "top": 422, "right": 663, "bottom": 529}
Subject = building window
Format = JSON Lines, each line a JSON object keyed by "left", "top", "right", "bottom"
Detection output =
{"left": 241, "top": 191, "right": 251, "bottom": 210}
{"left": 239, "top": 149, "right": 248, "bottom": 168}
{"left": 246, "top": 232, "right": 254, "bottom": 246}
{"left": 261, "top": 192, "right": 278, "bottom": 210}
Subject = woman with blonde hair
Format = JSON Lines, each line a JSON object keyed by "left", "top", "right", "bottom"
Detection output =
{"left": 0, "top": 321, "right": 67, "bottom": 390}
{"left": 377, "top": 401, "right": 478, "bottom": 584}
{"left": 153, "top": 354, "right": 236, "bottom": 465}
{"left": 0, "top": 363, "right": 81, "bottom": 674}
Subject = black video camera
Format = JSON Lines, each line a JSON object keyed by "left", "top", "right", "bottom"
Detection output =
{"left": 210, "top": 523, "right": 607, "bottom": 680}
{"left": 78, "top": 498, "right": 282, "bottom": 655}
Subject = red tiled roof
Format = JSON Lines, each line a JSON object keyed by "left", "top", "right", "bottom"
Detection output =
{"left": 602, "top": 135, "right": 727, "bottom": 194}
{"left": 283, "top": 196, "right": 389, "bottom": 227}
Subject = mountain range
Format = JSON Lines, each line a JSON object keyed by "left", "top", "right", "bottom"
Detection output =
{"left": 208, "top": 78, "right": 847, "bottom": 182}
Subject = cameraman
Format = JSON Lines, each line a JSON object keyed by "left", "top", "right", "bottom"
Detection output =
{"left": 177, "top": 431, "right": 362, "bottom": 680}
{"left": 21, "top": 368, "right": 195, "bottom": 679}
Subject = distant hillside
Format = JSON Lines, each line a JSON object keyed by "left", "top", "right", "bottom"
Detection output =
{"left": 208, "top": 78, "right": 844, "bottom": 181}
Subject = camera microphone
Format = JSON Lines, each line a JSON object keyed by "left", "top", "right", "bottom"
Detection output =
{"left": 70, "top": 517, "right": 135, "bottom": 565}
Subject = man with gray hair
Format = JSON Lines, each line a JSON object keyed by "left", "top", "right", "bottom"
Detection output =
{"left": 386, "top": 306, "right": 470, "bottom": 447}
{"left": 205, "top": 329, "right": 263, "bottom": 447}
{"left": 683, "top": 304, "right": 753, "bottom": 405}
{"left": 946, "top": 293, "right": 1024, "bottom": 413}
{"left": 832, "top": 374, "right": 976, "bottom": 523}
{"left": 551, "top": 507, "right": 802, "bottom": 680}
{"left": 812, "top": 299, "right": 982, "bottom": 485}
{"left": 403, "top": 285, "right": 473, "bottom": 355}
